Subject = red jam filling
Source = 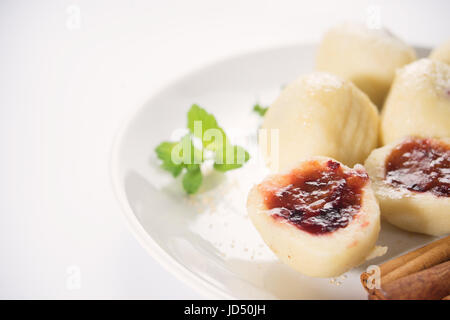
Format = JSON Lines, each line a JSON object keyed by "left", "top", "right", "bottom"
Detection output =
{"left": 385, "top": 137, "right": 450, "bottom": 197}
{"left": 262, "top": 160, "right": 369, "bottom": 235}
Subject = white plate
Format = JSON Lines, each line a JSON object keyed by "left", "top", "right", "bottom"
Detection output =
{"left": 111, "top": 44, "right": 436, "bottom": 299}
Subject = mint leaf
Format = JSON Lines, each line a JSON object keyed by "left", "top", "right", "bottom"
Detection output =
{"left": 187, "top": 104, "right": 226, "bottom": 150}
{"left": 187, "top": 104, "right": 219, "bottom": 133}
{"left": 156, "top": 104, "right": 250, "bottom": 194}
{"left": 155, "top": 141, "right": 184, "bottom": 177}
{"left": 214, "top": 144, "right": 250, "bottom": 172}
{"left": 253, "top": 104, "right": 269, "bottom": 116}
{"left": 179, "top": 134, "right": 203, "bottom": 165}
{"left": 182, "top": 167, "right": 202, "bottom": 194}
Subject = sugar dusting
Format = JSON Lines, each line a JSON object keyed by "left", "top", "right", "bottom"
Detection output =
{"left": 397, "top": 58, "right": 450, "bottom": 95}
{"left": 183, "top": 159, "right": 276, "bottom": 261}
{"left": 303, "top": 72, "right": 344, "bottom": 93}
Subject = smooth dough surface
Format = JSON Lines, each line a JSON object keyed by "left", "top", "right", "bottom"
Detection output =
{"left": 429, "top": 40, "right": 450, "bottom": 65}
{"left": 261, "top": 72, "right": 379, "bottom": 172}
{"left": 364, "top": 138, "right": 450, "bottom": 236}
{"left": 316, "top": 22, "right": 416, "bottom": 107}
{"left": 381, "top": 59, "right": 450, "bottom": 145}
{"left": 247, "top": 157, "right": 381, "bottom": 278}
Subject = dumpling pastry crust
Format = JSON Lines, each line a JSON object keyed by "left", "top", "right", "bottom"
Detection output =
{"left": 365, "top": 137, "right": 450, "bottom": 236}
{"left": 316, "top": 22, "right": 416, "bottom": 107}
{"left": 247, "top": 157, "right": 381, "bottom": 277}
{"left": 381, "top": 59, "right": 450, "bottom": 145}
{"left": 261, "top": 72, "right": 379, "bottom": 172}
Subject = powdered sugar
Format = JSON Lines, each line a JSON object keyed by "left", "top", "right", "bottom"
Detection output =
{"left": 397, "top": 58, "right": 450, "bottom": 95}
{"left": 302, "top": 72, "right": 344, "bottom": 92}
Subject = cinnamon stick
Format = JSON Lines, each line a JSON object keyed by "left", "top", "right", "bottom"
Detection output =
{"left": 382, "top": 241, "right": 450, "bottom": 285}
{"left": 368, "top": 261, "right": 450, "bottom": 300}
{"left": 361, "top": 236, "right": 450, "bottom": 292}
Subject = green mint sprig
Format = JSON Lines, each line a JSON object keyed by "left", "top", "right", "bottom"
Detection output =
{"left": 252, "top": 103, "right": 269, "bottom": 116}
{"left": 155, "top": 104, "right": 250, "bottom": 194}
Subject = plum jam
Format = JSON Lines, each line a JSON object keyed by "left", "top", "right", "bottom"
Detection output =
{"left": 263, "top": 160, "right": 369, "bottom": 235}
{"left": 385, "top": 137, "right": 450, "bottom": 197}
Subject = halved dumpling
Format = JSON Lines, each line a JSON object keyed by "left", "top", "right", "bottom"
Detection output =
{"left": 381, "top": 59, "right": 450, "bottom": 145}
{"left": 365, "top": 137, "right": 450, "bottom": 236}
{"left": 247, "top": 157, "right": 380, "bottom": 278}
{"left": 316, "top": 22, "right": 416, "bottom": 107}
{"left": 261, "top": 72, "right": 379, "bottom": 172}
{"left": 429, "top": 39, "right": 450, "bottom": 65}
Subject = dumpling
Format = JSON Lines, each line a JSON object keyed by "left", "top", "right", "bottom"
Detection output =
{"left": 365, "top": 137, "right": 450, "bottom": 236}
{"left": 247, "top": 157, "right": 381, "bottom": 277}
{"left": 430, "top": 39, "right": 450, "bottom": 65}
{"left": 261, "top": 72, "right": 379, "bottom": 172}
{"left": 316, "top": 22, "right": 416, "bottom": 107}
{"left": 381, "top": 59, "right": 450, "bottom": 145}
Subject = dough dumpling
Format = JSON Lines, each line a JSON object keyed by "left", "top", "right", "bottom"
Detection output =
{"left": 261, "top": 72, "right": 379, "bottom": 172}
{"left": 316, "top": 22, "right": 416, "bottom": 107}
{"left": 381, "top": 59, "right": 450, "bottom": 145}
{"left": 429, "top": 39, "right": 450, "bottom": 65}
{"left": 247, "top": 157, "right": 381, "bottom": 277}
{"left": 365, "top": 137, "right": 450, "bottom": 236}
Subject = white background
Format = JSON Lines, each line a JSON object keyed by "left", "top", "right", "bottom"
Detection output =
{"left": 0, "top": 0, "right": 448, "bottom": 299}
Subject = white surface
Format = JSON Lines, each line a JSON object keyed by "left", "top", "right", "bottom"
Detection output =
{"left": 0, "top": 0, "right": 448, "bottom": 299}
